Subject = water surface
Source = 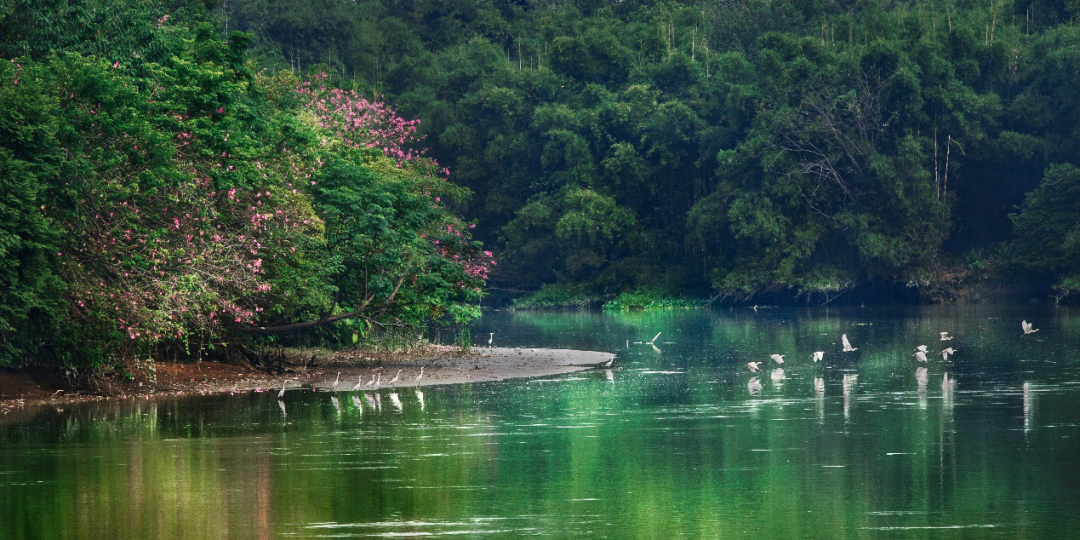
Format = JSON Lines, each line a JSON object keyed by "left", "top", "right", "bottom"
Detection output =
{"left": 3, "top": 305, "right": 1080, "bottom": 538}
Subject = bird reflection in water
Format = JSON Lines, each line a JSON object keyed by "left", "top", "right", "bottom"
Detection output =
{"left": 331, "top": 395, "right": 341, "bottom": 416}
{"left": 1023, "top": 382, "right": 1034, "bottom": 435}
{"left": 389, "top": 392, "right": 403, "bottom": 412}
{"left": 748, "top": 376, "right": 762, "bottom": 396}
{"left": 351, "top": 395, "right": 363, "bottom": 415}
{"left": 604, "top": 369, "right": 614, "bottom": 384}
{"left": 277, "top": 399, "right": 287, "bottom": 420}
{"left": 416, "top": 389, "right": 425, "bottom": 411}
{"left": 814, "top": 377, "right": 825, "bottom": 424}
{"left": 842, "top": 373, "right": 858, "bottom": 423}
{"left": 916, "top": 367, "right": 928, "bottom": 410}
{"left": 771, "top": 368, "right": 785, "bottom": 390}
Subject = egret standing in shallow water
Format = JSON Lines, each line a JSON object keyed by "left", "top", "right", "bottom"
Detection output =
{"left": 278, "top": 380, "right": 288, "bottom": 399}
{"left": 330, "top": 372, "right": 340, "bottom": 392}
{"left": 388, "top": 369, "right": 402, "bottom": 388}
{"left": 415, "top": 366, "right": 424, "bottom": 384}
{"left": 1022, "top": 320, "right": 1039, "bottom": 335}
{"left": 352, "top": 375, "right": 363, "bottom": 391}
{"left": 363, "top": 373, "right": 375, "bottom": 388}
{"left": 488, "top": 333, "right": 494, "bottom": 348}
{"left": 601, "top": 357, "right": 614, "bottom": 368}
{"left": 842, "top": 334, "right": 858, "bottom": 352}
{"left": 373, "top": 373, "right": 381, "bottom": 390}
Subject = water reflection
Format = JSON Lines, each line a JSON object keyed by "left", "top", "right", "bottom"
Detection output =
{"left": 916, "top": 367, "right": 928, "bottom": 410}
{"left": 1023, "top": 381, "right": 1035, "bottom": 435}
{"left": 748, "top": 376, "right": 762, "bottom": 396}
{"left": 3, "top": 305, "right": 1080, "bottom": 539}
{"left": 842, "top": 373, "right": 858, "bottom": 423}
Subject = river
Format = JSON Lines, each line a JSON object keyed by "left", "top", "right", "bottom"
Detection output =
{"left": 2, "top": 305, "right": 1080, "bottom": 538}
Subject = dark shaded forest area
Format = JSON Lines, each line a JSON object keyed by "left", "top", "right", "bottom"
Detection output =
{"left": 223, "top": 0, "right": 1080, "bottom": 306}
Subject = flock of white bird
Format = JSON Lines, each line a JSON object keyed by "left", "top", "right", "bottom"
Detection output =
{"left": 277, "top": 366, "right": 425, "bottom": 400}
{"left": 746, "top": 320, "right": 1040, "bottom": 374}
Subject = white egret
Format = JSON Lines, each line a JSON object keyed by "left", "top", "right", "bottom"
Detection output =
{"left": 1022, "top": 320, "right": 1039, "bottom": 335}
{"left": 647, "top": 331, "right": 662, "bottom": 345}
{"left": 914, "top": 351, "right": 928, "bottom": 363}
{"left": 363, "top": 373, "right": 375, "bottom": 387}
{"left": 941, "top": 347, "right": 957, "bottom": 360}
{"left": 940, "top": 331, "right": 953, "bottom": 341}
{"left": 415, "top": 366, "right": 424, "bottom": 384}
{"left": 812, "top": 351, "right": 824, "bottom": 362}
{"left": 915, "top": 344, "right": 928, "bottom": 353}
{"left": 388, "top": 369, "right": 402, "bottom": 388}
{"left": 747, "top": 361, "right": 762, "bottom": 373}
{"left": 373, "top": 373, "right": 381, "bottom": 390}
{"left": 330, "top": 372, "right": 340, "bottom": 392}
{"left": 352, "top": 375, "right": 363, "bottom": 391}
{"left": 488, "top": 332, "right": 494, "bottom": 347}
{"left": 842, "top": 334, "right": 858, "bottom": 352}
{"left": 277, "top": 380, "right": 288, "bottom": 399}
{"left": 601, "top": 357, "right": 614, "bottom": 368}
{"left": 770, "top": 353, "right": 785, "bottom": 365}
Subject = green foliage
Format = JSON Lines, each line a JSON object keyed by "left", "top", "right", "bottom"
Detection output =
{"left": 1009, "top": 164, "right": 1080, "bottom": 294}
{"left": 0, "top": 4, "right": 490, "bottom": 369}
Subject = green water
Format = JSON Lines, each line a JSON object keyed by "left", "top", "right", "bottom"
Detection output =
{"left": 3, "top": 306, "right": 1080, "bottom": 539}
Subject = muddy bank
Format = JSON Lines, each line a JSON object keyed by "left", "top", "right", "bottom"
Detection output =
{"left": 0, "top": 346, "right": 615, "bottom": 414}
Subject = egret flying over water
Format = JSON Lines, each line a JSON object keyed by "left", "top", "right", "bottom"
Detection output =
{"left": 770, "top": 353, "right": 785, "bottom": 365}
{"left": 940, "top": 331, "right": 953, "bottom": 341}
{"left": 388, "top": 369, "right": 402, "bottom": 388}
{"left": 942, "top": 347, "right": 957, "bottom": 360}
{"left": 330, "top": 372, "right": 340, "bottom": 392}
{"left": 1022, "top": 320, "right": 1039, "bottom": 335}
{"left": 914, "top": 350, "right": 928, "bottom": 363}
{"left": 747, "top": 361, "right": 762, "bottom": 373}
{"left": 915, "top": 344, "right": 928, "bottom": 353}
{"left": 842, "top": 334, "right": 858, "bottom": 352}
{"left": 812, "top": 351, "right": 824, "bottom": 362}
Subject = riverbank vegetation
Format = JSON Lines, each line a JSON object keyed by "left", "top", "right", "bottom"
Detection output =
{"left": 5, "top": 0, "right": 1080, "bottom": 373}
{"left": 0, "top": 1, "right": 491, "bottom": 374}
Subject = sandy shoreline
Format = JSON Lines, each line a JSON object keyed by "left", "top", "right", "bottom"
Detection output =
{"left": 0, "top": 347, "right": 615, "bottom": 413}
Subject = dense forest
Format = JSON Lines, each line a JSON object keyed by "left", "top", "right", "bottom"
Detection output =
{"left": 3, "top": 0, "right": 1080, "bottom": 372}
{"left": 218, "top": 0, "right": 1080, "bottom": 307}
